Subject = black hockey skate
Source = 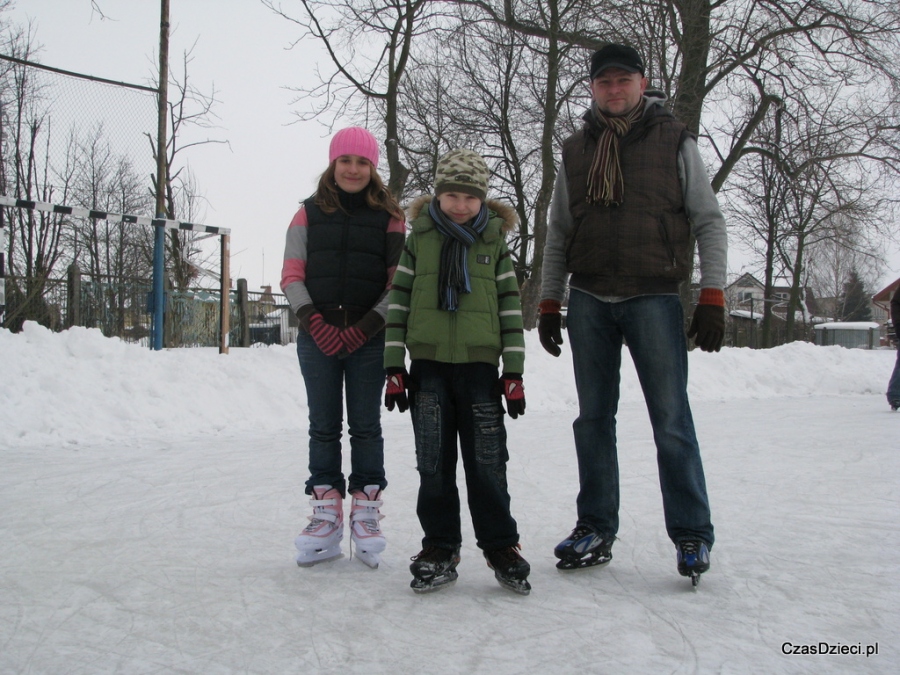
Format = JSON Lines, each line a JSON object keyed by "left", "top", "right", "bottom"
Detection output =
{"left": 484, "top": 545, "right": 531, "bottom": 595}
{"left": 890, "top": 400, "right": 899, "bottom": 412}
{"left": 676, "top": 540, "right": 710, "bottom": 588}
{"left": 409, "top": 546, "right": 461, "bottom": 593}
{"left": 554, "top": 525, "right": 614, "bottom": 570}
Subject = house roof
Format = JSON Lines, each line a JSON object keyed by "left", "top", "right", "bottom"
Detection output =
{"left": 872, "top": 277, "right": 900, "bottom": 307}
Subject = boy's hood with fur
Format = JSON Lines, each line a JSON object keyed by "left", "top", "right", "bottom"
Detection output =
{"left": 406, "top": 194, "right": 519, "bottom": 234}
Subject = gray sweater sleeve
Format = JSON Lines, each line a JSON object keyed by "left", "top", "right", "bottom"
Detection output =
{"left": 678, "top": 136, "right": 728, "bottom": 290}
{"left": 540, "top": 163, "right": 573, "bottom": 303}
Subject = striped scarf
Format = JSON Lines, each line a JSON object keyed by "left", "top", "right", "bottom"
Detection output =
{"left": 428, "top": 198, "right": 489, "bottom": 312}
{"left": 586, "top": 100, "right": 645, "bottom": 206}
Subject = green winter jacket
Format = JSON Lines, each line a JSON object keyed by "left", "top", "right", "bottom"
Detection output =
{"left": 384, "top": 195, "right": 525, "bottom": 374}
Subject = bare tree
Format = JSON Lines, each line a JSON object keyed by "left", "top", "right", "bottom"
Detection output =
{"left": 392, "top": 1, "right": 588, "bottom": 324}
{"left": 148, "top": 44, "right": 227, "bottom": 291}
{"left": 0, "top": 21, "right": 72, "bottom": 330}
{"left": 725, "top": 94, "right": 896, "bottom": 344}
{"left": 262, "top": 0, "right": 442, "bottom": 195}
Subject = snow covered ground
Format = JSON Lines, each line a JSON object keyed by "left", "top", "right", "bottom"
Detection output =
{"left": 1, "top": 322, "right": 897, "bottom": 674}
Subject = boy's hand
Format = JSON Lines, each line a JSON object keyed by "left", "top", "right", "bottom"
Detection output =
{"left": 499, "top": 374, "right": 526, "bottom": 419}
{"left": 385, "top": 367, "right": 410, "bottom": 413}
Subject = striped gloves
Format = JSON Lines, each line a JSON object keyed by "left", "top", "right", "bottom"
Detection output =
{"left": 308, "top": 313, "right": 342, "bottom": 356}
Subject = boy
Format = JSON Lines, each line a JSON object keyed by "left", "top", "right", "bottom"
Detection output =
{"left": 383, "top": 149, "right": 530, "bottom": 594}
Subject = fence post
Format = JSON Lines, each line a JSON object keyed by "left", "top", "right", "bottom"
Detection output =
{"left": 66, "top": 264, "right": 81, "bottom": 328}
{"left": 237, "top": 278, "right": 250, "bottom": 347}
{"left": 219, "top": 233, "right": 230, "bottom": 354}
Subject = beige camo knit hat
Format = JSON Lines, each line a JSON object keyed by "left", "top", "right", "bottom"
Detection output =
{"left": 434, "top": 149, "right": 489, "bottom": 201}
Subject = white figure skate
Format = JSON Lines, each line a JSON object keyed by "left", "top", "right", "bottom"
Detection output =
{"left": 349, "top": 485, "right": 385, "bottom": 568}
{"left": 295, "top": 485, "right": 343, "bottom": 567}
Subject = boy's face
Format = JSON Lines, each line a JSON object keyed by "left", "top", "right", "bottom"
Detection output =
{"left": 437, "top": 192, "right": 482, "bottom": 225}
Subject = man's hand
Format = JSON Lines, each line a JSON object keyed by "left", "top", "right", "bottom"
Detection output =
{"left": 687, "top": 289, "right": 725, "bottom": 353}
{"left": 538, "top": 299, "right": 564, "bottom": 357}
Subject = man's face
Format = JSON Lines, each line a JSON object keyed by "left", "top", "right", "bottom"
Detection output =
{"left": 590, "top": 67, "right": 647, "bottom": 116}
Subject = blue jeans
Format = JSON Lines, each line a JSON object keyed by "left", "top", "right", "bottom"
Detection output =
{"left": 409, "top": 360, "right": 520, "bottom": 551}
{"left": 296, "top": 331, "right": 386, "bottom": 496}
{"left": 566, "top": 289, "right": 714, "bottom": 547}
{"left": 888, "top": 348, "right": 900, "bottom": 405}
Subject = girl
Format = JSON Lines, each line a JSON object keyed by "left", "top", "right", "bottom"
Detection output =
{"left": 281, "top": 127, "right": 405, "bottom": 568}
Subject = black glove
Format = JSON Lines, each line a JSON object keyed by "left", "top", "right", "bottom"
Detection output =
{"left": 498, "top": 374, "right": 526, "bottom": 419}
{"left": 384, "top": 367, "right": 410, "bottom": 413}
{"left": 687, "top": 304, "right": 725, "bottom": 353}
{"left": 538, "top": 299, "right": 563, "bottom": 357}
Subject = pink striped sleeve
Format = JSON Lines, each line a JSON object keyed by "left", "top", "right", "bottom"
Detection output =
{"left": 281, "top": 258, "right": 307, "bottom": 288}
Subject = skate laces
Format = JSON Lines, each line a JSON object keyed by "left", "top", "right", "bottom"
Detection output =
{"left": 305, "top": 489, "right": 341, "bottom": 529}
{"left": 679, "top": 540, "right": 700, "bottom": 557}
{"left": 488, "top": 544, "right": 523, "bottom": 567}
{"left": 411, "top": 546, "right": 452, "bottom": 564}
{"left": 350, "top": 490, "right": 384, "bottom": 535}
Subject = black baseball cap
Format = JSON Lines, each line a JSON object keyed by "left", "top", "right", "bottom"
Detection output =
{"left": 590, "top": 43, "right": 644, "bottom": 79}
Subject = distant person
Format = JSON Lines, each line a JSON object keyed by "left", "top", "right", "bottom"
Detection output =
{"left": 383, "top": 149, "right": 531, "bottom": 595}
{"left": 887, "top": 284, "right": 900, "bottom": 411}
{"left": 538, "top": 44, "right": 728, "bottom": 585}
{"left": 280, "top": 127, "right": 405, "bottom": 568}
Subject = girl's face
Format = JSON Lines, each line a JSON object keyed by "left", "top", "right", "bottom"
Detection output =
{"left": 333, "top": 155, "right": 372, "bottom": 193}
{"left": 437, "top": 191, "right": 482, "bottom": 225}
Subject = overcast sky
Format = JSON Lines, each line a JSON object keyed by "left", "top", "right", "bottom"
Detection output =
{"left": 8, "top": 0, "right": 334, "bottom": 291}
{"left": 7, "top": 0, "right": 900, "bottom": 294}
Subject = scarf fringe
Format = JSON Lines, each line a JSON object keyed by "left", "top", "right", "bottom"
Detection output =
{"left": 587, "top": 101, "right": 645, "bottom": 206}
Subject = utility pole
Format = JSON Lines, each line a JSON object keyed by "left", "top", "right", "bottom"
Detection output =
{"left": 151, "top": 0, "right": 170, "bottom": 350}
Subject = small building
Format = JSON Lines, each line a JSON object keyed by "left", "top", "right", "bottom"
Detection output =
{"left": 813, "top": 322, "right": 881, "bottom": 349}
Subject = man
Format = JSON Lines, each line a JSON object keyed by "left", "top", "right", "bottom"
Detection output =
{"left": 887, "top": 283, "right": 900, "bottom": 411}
{"left": 539, "top": 43, "right": 727, "bottom": 583}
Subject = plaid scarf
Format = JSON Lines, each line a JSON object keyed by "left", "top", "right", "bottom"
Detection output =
{"left": 428, "top": 198, "right": 489, "bottom": 312}
{"left": 586, "top": 100, "right": 646, "bottom": 206}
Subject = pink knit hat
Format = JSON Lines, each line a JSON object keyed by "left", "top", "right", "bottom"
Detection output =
{"left": 329, "top": 127, "right": 380, "bottom": 168}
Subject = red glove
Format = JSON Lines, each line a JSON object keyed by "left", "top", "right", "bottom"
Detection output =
{"left": 499, "top": 374, "right": 526, "bottom": 419}
{"left": 385, "top": 367, "right": 410, "bottom": 413}
{"left": 308, "top": 313, "right": 342, "bottom": 356}
{"left": 340, "top": 325, "right": 367, "bottom": 354}
{"left": 687, "top": 289, "right": 725, "bottom": 353}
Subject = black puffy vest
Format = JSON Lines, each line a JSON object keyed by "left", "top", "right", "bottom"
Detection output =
{"left": 304, "top": 197, "right": 390, "bottom": 314}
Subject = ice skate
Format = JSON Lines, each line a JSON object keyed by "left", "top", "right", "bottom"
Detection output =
{"left": 484, "top": 544, "right": 531, "bottom": 595}
{"left": 676, "top": 540, "right": 710, "bottom": 588}
{"left": 349, "top": 485, "right": 386, "bottom": 568}
{"left": 890, "top": 400, "right": 899, "bottom": 412}
{"left": 554, "top": 524, "right": 614, "bottom": 571}
{"left": 295, "top": 485, "right": 344, "bottom": 567}
{"left": 409, "top": 546, "right": 461, "bottom": 593}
